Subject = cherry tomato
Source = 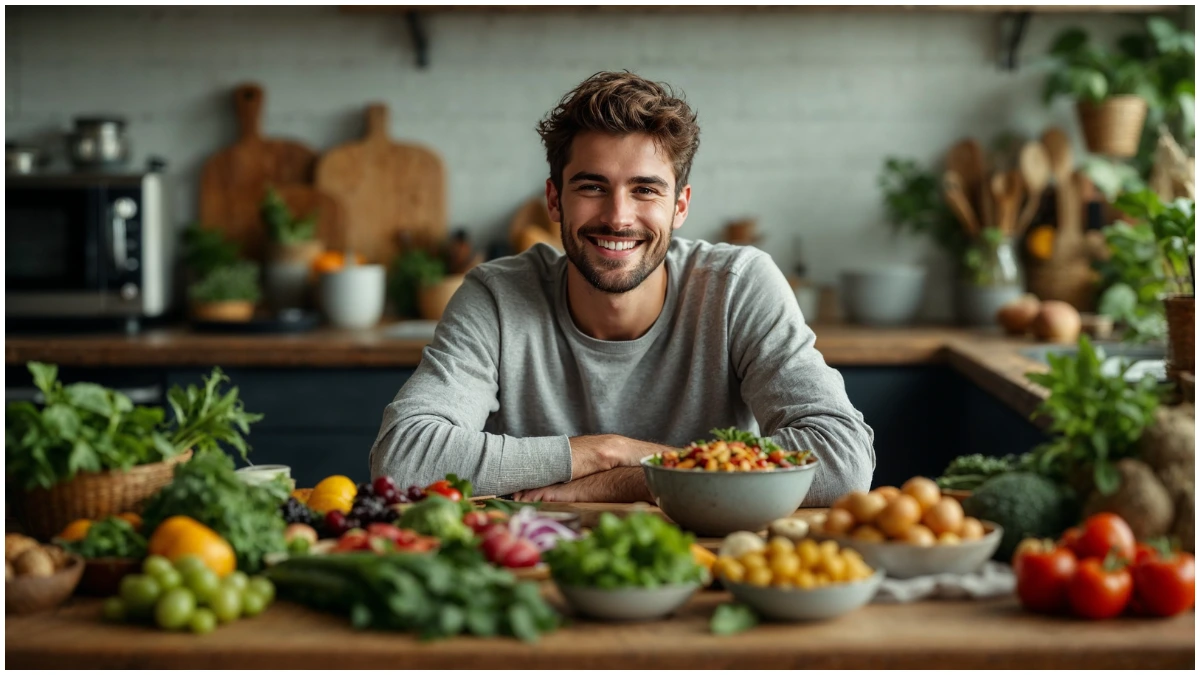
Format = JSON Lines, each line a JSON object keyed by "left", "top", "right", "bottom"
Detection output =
{"left": 501, "top": 538, "right": 541, "bottom": 568}
{"left": 1072, "top": 513, "right": 1136, "bottom": 563}
{"left": 425, "top": 480, "right": 463, "bottom": 502}
{"left": 462, "top": 511, "right": 491, "bottom": 534}
{"left": 1068, "top": 556, "right": 1133, "bottom": 620}
{"left": 481, "top": 530, "right": 515, "bottom": 563}
{"left": 1013, "top": 538, "right": 1078, "bottom": 615}
{"left": 1131, "top": 548, "right": 1196, "bottom": 617}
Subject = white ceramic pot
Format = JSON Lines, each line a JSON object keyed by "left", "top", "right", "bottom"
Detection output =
{"left": 840, "top": 266, "right": 927, "bottom": 327}
{"left": 319, "top": 264, "right": 386, "bottom": 329}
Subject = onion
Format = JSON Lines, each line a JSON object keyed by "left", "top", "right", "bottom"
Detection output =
{"left": 508, "top": 507, "right": 579, "bottom": 552}
{"left": 996, "top": 294, "right": 1040, "bottom": 335}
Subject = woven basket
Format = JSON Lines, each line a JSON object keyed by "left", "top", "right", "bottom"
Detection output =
{"left": 13, "top": 450, "right": 192, "bottom": 541}
{"left": 1025, "top": 259, "right": 1098, "bottom": 312}
{"left": 1164, "top": 294, "right": 1195, "bottom": 381}
{"left": 1078, "top": 96, "right": 1148, "bottom": 158}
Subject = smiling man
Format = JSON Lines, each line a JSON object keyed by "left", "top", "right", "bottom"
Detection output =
{"left": 369, "top": 71, "right": 875, "bottom": 505}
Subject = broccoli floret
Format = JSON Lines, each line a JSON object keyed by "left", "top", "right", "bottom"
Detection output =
{"left": 963, "top": 472, "right": 1074, "bottom": 562}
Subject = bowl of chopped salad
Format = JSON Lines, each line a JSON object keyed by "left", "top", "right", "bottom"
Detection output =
{"left": 641, "top": 428, "right": 819, "bottom": 537}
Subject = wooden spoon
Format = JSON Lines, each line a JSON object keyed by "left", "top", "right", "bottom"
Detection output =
{"left": 1016, "top": 141, "right": 1051, "bottom": 239}
{"left": 1041, "top": 128, "right": 1075, "bottom": 261}
{"left": 944, "top": 170, "right": 980, "bottom": 237}
{"left": 946, "top": 139, "right": 987, "bottom": 229}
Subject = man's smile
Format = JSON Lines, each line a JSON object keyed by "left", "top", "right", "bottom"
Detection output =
{"left": 586, "top": 235, "right": 645, "bottom": 260}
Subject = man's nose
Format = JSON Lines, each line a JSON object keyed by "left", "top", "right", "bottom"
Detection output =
{"left": 601, "top": 190, "right": 637, "bottom": 230}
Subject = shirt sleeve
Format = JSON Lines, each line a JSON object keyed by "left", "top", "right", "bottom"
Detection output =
{"left": 726, "top": 252, "right": 876, "bottom": 505}
{"left": 368, "top": 270, "right": 573, "bottom": 496}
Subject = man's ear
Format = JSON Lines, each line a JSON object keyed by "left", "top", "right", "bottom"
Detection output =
{"left": 545, "top": 178, "right": 563, "bottom": 224}
{"left": 672, "top": 184, "right": 692, "bottom": 231}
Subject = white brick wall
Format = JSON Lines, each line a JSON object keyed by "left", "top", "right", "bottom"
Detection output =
{"left": 5, "top": 6, "right": 1160, "bottom": 319}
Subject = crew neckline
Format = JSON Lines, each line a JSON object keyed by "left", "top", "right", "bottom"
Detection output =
{"left": 554, "top": 242, "right": 681, "bottom": 355}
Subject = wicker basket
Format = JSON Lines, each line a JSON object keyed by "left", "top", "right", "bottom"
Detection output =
{"left": 1025, "top": 259, "right": 1098, "bottom": 312}
{"left": 1078, "top": 96, "right": 1149, "bottom": 158}
{"left": 13, "top": 450, "right": 192, "bottom": 541}
{"left": 1165, "top": 294, "right": 1195, "bottom": 381}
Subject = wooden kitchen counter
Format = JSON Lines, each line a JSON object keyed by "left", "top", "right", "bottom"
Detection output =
{"left": 6, "top": 579, "right": 1192, "bottom": 669}
{"left": 5, "top": 324, "right": 1052, "bottom": 417}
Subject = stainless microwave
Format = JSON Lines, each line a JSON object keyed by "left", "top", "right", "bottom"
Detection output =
{"left": 6, "top": 171, "right": 173, "bottom": 320}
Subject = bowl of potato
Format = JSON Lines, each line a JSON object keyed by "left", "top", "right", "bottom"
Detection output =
{"left": 6, "top": 533, "right": 85, "bottom": 615}
{"left": 808, "top": 477, "right": 1003, "bottom": 579}
{"left": 713, "top": 532, "right": 884, "bottom": 621}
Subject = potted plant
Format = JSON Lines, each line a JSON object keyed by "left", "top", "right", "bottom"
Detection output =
{"left": 189, "top": 262, "right": 262, "bottom": 322}
{"left": 390, "top": 247, "right": 449, "bottom": 320}
{"left": 1042, "top": 27, "right": 1158, "bottom": 157}
{"left": 879, "top": 157, "right": 1021, "bottom": 326}
{"left": 260, "top": 186, "right": 322, "bottom": 311}
{"left": 1112, "top": 190, "right": 1195, "bottom": 380}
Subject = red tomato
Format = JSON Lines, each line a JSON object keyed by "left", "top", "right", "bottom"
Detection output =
{"left": 334, "top": 530, "right": 372, "bottom": 552}
{"left": 462, "top": 511, "right": 491, "bottom": 533}
{"left": 1073, "top": 513, "right": 1136, "bottom": 562}
{"left": 366, "top": 523, "right": 406, "bottom": 542}
{"left": 481, "top": 529, "right": 515, "bottom": 563}
{"left": 1068, "top": 557, "right": 1133, "bottom": 620}
{"left": 501, "top": 538, "right": 541, "bottom": 568}
{"left": 1132, "top": 549, "right": 1196, "bottom": 617}
{"left": 1133, "top": 542, "right": 1160, "bottom": 566}
{"left": 1013, "top": 538, "right": 1078, "bottom": 615}
{"left": 425, "top": 480, "right": 463, "bottom": 502}
{"left": 1059, "top": 526, "right": 1083, "bottom": 553}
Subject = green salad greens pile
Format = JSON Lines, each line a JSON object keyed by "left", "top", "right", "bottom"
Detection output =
{"left": 544, "top": 512, "right": 706, "bottom": 589}
{"left": 57, "top": 517, "right": 147, "bottom": 560}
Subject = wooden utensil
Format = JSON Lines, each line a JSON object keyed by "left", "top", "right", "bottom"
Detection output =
{"left": 199, "top": 83, "right": 318, "bottom": 260}
{"left": 316, "top": 103, "right": 447, "bottom": 266}
{"left": 990, "top": 170, "right": 1025, "bottom": 237}
{"left": 1040, "top": 128, "right": 1076, "bottom": 261}
{"left": 943, "top": 170, "right": 980, "bottom": 237}
{"left": 1016, "top": 141, "right": 1050, "bottom": 239}
{"left": 946, "top": 139, "right": 987, "bottom": 229}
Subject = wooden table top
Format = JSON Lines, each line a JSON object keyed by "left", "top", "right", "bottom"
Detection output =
{"left": 5, "top": 503, "right": 1195, "bottom": 668}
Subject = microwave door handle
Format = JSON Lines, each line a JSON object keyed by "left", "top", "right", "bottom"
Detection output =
{"left": 111, "top": 207, "right": 127, "bottom": 271}
{"left": 5, "top": 385, "right": 163, "bottom": 405}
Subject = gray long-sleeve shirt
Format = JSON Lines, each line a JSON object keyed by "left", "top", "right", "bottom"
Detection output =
{"left": 369, "top": 237, "right": 875, "bottom": 505}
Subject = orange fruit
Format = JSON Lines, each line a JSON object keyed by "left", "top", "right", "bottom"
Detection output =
{"left": 57, "top": 518, "right": 93, "bottom": 542}
{"left": 307, "top": 475, "right": 357, "bottom": 514}
{"left": 148, "top": 516, "right": 237, "bottom": 577}
{"left": 1026, "top": 225, "right": 1056, "bottom": 261}
{"left": 116, "top": 512, "right": 144, "bottom": 531}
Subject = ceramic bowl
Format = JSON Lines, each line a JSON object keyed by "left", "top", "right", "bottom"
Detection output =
{"left": 641, "top": 457, "right": 819, "bottom": 537}
{"left": 810, "top": 521, "right": 1003, "bottom": 579}
{"left": 554, "top": 580, "right": 700, "bottom": 622}
{"left": 6, "top": 552, "right": 85, "bottom": 615}
{"left": 723, "top": 569, "right": 884, "bottom": 621}
{"left": 840, "top": 266, "right": 926, "bottom": 326}
{"left": 319, "top": 264, "right": 386, "bottom": 329}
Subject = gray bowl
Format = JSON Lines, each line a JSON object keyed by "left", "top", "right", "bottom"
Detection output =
{"left": 554, "top": 580, "right": 700, "bottom": 621}
{"left": 723, "top": 569, "right": 885, "bottom": 621}
{"left": 810, "top": 521, "right": 1003, "bottom": 579}
{"left": 641, "top": 457, "right": 819, "bottom": 537}
{"left": 840, "top": 266, "right": 926, "bottom": 326}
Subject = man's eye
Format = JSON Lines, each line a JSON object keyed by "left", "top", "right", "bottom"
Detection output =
{"left": 578, "top": 184, "right": 603, "bottom": 193}
{"left": 634, "top": 187, "right": 658, "bottom": 195}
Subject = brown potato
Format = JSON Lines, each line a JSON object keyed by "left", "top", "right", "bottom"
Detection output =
{"left": 960, "top": 517, "right": 985, "bottom": 541}
{"left": 14, "top": 547, "right": 55, "bottom": 578}
{"left": 823, "top": 508, "right": 856, "bottom": 535}
{"left": 5, "top": 533, "right": 38, "bottom": 562}
{"left": 877, "top": 494, "right": 922, "bottom": 538}
{"left": 903, "top": 524, "right": 937, "bottom": 547}
{"left": 845, "top": 491, "right": 887, "bottom": 525}
{"left": 831, "top": 493, "right": 854, "bottom": 513}
{"left": 901, "top": 477, "right": 941, "bottom": 512}
{"left": 922, "top": 496, "right": 965, "bottom": 536}
{"left": 850, "top": 524, "right": 886, "bottom": 542}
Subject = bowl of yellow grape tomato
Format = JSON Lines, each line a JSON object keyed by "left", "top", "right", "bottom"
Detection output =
{"left": 714, "top": 536, "right": 883, "bottom": 621}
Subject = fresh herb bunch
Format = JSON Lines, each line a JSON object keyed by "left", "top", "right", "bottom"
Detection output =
{"left": 260, "top": 186, "right": 317, "bottom": 245}
{"left": 935, "top": 453, "right": 1032, "bottom": 491}
{"left": 182, "top": 224, "right": 240, "bottom": 279}
{"left": 544, "top": 512, "right": 706, "bottom": 589}
{"left": 6, "top": 362, "right": 176, "bottom": 490}
{"left": 389, "top": 248, "right": 446, "bottom": 318}
{"left": 188, "top": 261, "right": 262, "bottom": 304}
{"left": 140, "top": 450, "right": 288, "bottom": 573}
{"left": 167, "top": 367, "right": 263, "bottom": 463}
{"left": 1113, "top": 190, "right": 1195, "bottom": 296}
{"left": 1095, "top": 218, "right": 1169, "bottom": 343}
{"left": 710, "top": 603, "right": 759, "bottom": 636}
{"left": 265, "top": 547, "right": 560, "bottom": 642}
{"left": 57, "top": 516, "right": 147, "bottom": 559}
{"left": 1026, "top": 336, "right": 1164, "bottom": 495}
{"left": 706, "top": 427, "right": 782, "bottom": 453}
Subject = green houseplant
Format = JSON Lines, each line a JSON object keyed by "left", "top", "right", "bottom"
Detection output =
{"left": 182, "top": 225, "right": 261, "bottom": 322}
{"left": 1112, "top": 190, "right": 1195, "bottom": 379}
{"left": 879, "top": 157, "right": 1021, "bottom": 326}
{"left": 260, "top": 186, "right": 323, "bottom": 311}
{"left": 389, "top": 248, "right": 447, "bottom": 319}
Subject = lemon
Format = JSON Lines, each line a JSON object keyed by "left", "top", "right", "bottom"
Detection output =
{"left": 307, "top": 475, "right": 357, "bottom": 514}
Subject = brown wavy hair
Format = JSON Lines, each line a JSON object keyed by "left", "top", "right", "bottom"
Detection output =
{"left": 536, "top": 71, "right": 700, "bottom": 197}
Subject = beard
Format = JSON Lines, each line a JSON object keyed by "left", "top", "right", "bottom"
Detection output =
{"left": 561, "top": 216, "right": 674, "bottom": 295}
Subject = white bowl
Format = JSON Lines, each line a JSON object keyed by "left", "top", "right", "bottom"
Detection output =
{"left": 840, "top": 266, "right": 926, "bottom": 326}
{"left": 810, "top": 521, "right": 1004, "bottom": 579}
{"left": 554, "top": 580, "right": 700, "bottom": 622}
{"left": 235, "top": 464, "right": 294, "bottom": 490}
{"left": 320, "top": 264, "right": 386, "bottom": 329}
{"left": 723, "top": 569, "right": 884, "bottom": 621}
{"left": 641, "top": 457, "right": 819, "bottom": 537}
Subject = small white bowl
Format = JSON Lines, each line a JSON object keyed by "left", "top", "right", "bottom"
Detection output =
{"left": 723, "top": 569, "right": 884, "bottom": 621}
{"left": 810, "top": 522, "right": 1004, "bottom": 579}
{"left": 235, "top": 464, "right": 294, "bottom": 491}
{"left": 320, "top": 264, "right": 386, "bottom": 329}
{"left": 554, "top": 580, "right": 700, "bottom": 622}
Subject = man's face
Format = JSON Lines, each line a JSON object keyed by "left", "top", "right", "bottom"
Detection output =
{"left": 547, "top": 131, "right": 690, "bottom": 295}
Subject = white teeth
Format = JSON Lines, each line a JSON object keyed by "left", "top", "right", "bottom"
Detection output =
{"left": 595, "top": 239, "right": 638, "bottom": 251}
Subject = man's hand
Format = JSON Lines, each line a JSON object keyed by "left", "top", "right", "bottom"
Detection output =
{"left": 512, "top": 467, "right": 652, "bottom": 503}
{"left": 569, "top": 435, "right": 673, "bottom": 480}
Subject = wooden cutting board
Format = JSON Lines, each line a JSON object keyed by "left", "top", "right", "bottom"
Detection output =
{"left": 315, "top": 103, "right": 446, "bottom": 265}
{"left": 199, "top": 83, "right": 318, "bottom": 260}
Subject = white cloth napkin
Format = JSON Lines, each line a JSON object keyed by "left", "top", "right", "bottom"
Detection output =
{"left": 872, "top": 561, "right": 1015, "bottom": 603}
